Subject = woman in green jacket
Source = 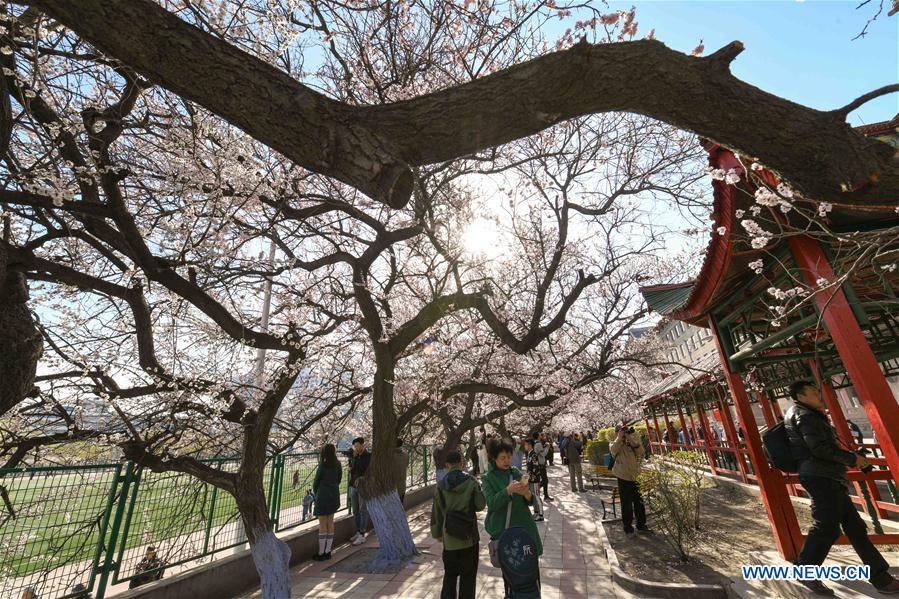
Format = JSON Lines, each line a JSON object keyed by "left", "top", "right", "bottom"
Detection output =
{"left": 482, "top": 437, "right": 543, "bottom": 598}
{"left": 312, "top": 443, "right": 342, "bottom": 561}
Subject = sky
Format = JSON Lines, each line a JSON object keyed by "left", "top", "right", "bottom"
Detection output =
{"left": 607, "top": 0, "right": 898, "bottom": 126}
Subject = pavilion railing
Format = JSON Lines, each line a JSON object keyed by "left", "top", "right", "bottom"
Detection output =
{"left": 0, "top": 447, "right": 434, "bottom": 599}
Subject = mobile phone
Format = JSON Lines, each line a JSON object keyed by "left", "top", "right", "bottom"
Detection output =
{"left": 520, "top": 474, "right": 530, "bottom": 486}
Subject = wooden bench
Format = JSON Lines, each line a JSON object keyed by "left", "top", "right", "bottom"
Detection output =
{"left": 587, "top": 464, "right": 614, "bottom": 491}
{"left": 600, "top": 487, "right": 620, "bottom": 520}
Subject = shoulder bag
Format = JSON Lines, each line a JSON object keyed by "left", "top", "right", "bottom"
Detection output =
{"left": 438, "top": 485, "right": 477, "bottom": 541}
{"left": 488, "top": 474, "right": 513, "bottom": 567}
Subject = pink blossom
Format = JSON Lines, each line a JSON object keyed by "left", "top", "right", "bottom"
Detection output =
{"left": 600, "top": 13, "right": 620, "bottom": 25}
{"left": 691, "top": 39, "right": 705, "bottom": 57}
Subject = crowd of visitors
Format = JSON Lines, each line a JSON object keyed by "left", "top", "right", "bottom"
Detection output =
{"left": 299, "top": 427, "right": 644, "bottom": 598}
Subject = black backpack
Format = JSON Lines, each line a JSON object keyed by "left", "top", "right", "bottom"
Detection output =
{"left": 438, "top": 486, "right": 477, "bottom": 541}
{"left": 762, "top": 420, "right": 798, "bottom": 473}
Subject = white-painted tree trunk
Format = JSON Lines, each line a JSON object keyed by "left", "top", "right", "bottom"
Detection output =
{"left": 250, "top": 529, "right": 292, "bottom": 599}
{"left": 366, "top": 491, "right": 417, "bottom": 570}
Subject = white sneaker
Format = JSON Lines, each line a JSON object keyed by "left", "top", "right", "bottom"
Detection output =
{"left": 351, "top": 533, "right": 365, "bottom": 545}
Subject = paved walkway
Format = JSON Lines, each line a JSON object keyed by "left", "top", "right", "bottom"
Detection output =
{"left": 240, "top": 464, "right": 644, "bottom": 598}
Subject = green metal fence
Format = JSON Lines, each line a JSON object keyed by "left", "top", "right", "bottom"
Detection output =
{"left": 0, "top": 448, "right": 434, "bottom": 599}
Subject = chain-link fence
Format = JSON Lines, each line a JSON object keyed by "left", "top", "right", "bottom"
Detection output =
{"left": 0, "top": 447, "right": 433, "bottom": 599}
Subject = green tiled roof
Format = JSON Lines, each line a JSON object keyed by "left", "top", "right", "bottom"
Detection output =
{"left": 641, "top": 284, "right": 695, "bottom": 316}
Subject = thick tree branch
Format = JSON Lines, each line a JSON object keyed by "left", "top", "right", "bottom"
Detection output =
{"left": 25, "top": 0, "right": 899, "bottom": 205}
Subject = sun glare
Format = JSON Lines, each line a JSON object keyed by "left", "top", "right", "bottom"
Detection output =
{"left": 461, "top": 219, "right": 503, "bottom": 259}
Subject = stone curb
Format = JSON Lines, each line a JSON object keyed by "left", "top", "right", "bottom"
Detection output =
{"left": 595, "top": 516, "right": 734, "bottom": 599}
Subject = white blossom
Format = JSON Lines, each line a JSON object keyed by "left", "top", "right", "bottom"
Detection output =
{"left": 767, "top": 287, "right": 787, "bottom": 301}
{"left": 707, "top": 168, "right": 727, "bottom": 181}
{"left": 754, "top": 187, "right": 781, "bottom": 207}
{"left": 776, "top": 183, "right": 794, "bottom": 198}
{"left": 748, "top": 259, "right": 764, "bottom": 274}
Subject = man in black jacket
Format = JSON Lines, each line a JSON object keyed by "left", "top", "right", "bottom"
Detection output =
{"left": 343, "top": 437, "right": 371, "bottom": 545}
{"left": 785, "top": 380, "right": 899, "bottom": 596}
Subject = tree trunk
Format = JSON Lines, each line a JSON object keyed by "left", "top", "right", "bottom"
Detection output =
{"left": 0, "top": 245, "right": 42, "bottom": 417}
{"left": 498, "top": 413, "right": 509, "bottom": 438}
{"left": 235, "top": 480, "right": 291, "bottom": 598}
{"left": 441, "top": 428, "right": 464, "bottom": 455}
{"left": 364, "top": 356, "right": 417, "bottom": 569}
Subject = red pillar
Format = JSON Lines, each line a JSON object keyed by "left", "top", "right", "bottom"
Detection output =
{"left": 788, "top": 234, "right": 899, "bottom": 491}
{"left": 662, "top": 405, "right": 675, "bottom": 452}
{"left": 651, "top": 409, "right": 664, "bottom": 456}
{"left": 676, "top": 403, "right": 690, "bottom": 449}
{"left": 695, "top": 397, "right": 719, "bottom": 476}
{"left": 809, "top": 360, "right": 887, "bottom": 518}
{"left": 755, "top": 385, "right": 799, "bottom": 496}
{"left": 755, "top": 388, "right": 777, "bottom": 429}
{"left": 643, "top": 416, "right": 653, "bottom": 449}
{"left": 711, "top": 315, "right": 803, "bottom": 561}
{"left": 715, "top": 388, "right": 750, "bottom": 482}
{"left": 686, "top": 407, "right": 701, "bottom": 448}
{"left": 770, "top": 397, "right": 785, "bottom": 419}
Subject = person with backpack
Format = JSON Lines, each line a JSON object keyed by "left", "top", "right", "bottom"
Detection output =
{"left": 611, "top": 423, "right": 650, "bottom": 536}
{"left": 431, "top": 450, "right": 487, "bottom": 599}
{"left": 483, "top": 437, "right": 543, "bottom": 599}
{"left": 533, "top": 434, "right": 553, "bottom": 502}
{"left": 784, "top": 380, "right": 899, "bottom": 596}
{"left": 523, "top": 439, "right": 545, "bottom": 522}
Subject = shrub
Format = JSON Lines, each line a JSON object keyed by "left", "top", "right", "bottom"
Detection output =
{"left": 597, "top": 427, "right": 616, "bottom": 442}
{"left": 585, "top": 439, "right": 609, "bottom": 465}
{"left": 637, "top": 450, "right": 707, "bottom": 561}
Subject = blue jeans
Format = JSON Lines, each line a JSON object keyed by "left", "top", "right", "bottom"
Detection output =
{"left": 349, "top": 486, "right": 369, "bottom": 534}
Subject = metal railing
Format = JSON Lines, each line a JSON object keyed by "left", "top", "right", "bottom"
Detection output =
{"left": 0, "top": 447, "right": 433, "bottom": 599}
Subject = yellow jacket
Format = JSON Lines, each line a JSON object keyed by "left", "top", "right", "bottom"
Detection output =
{"left": 610, "top": 433, "right": 645, "bottom": 481}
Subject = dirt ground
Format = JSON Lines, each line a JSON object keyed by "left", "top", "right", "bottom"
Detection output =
{"left": 604, "top": 483, "right": 817, "bottom": 586}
